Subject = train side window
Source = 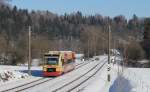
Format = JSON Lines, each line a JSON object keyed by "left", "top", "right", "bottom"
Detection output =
{"left": 62, "top": 59, "right": 74, "bottom": 65}
{"left": 68, "top": 59, "right": 73, "bottom": 64}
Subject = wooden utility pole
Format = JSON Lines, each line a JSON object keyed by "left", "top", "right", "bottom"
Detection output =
{"left": 28, "top": 26, "right": 31, "bottom": 75}
{"left": 113, "top": 38, "right": 115, "bottom": 56}
{"left": 87, "top": 39, "right": 90, "bottom": 58}
{"left": 107, "top": 25, "right": 111, "bottom": 82}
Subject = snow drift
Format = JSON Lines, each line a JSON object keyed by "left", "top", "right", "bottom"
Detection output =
{"left": 0, "top": 70, "right": 29, "bottom": 84}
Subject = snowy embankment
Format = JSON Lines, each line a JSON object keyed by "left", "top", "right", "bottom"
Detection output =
{"left": 104, "top": 57, "right": 150, "bottom": 92}
{"left": 0, "top": 70, "right": 29, "bottom": 84}
{"left": 109, "top": 67, "right": 150, "bottom": 92}
{"left": 0, "top": 65, "right": 28, "bottom": 84}
{"left": 0, "top": 65, "right": 43, "bottom": 91}
{"left": 108, "top": 61, "right": 150, "bottom": 92}
{"left": 122, "top": 68, "right": 150, "bottom": 92}
{"left": 0, "top": 65, "right": 42, "bottom": 84}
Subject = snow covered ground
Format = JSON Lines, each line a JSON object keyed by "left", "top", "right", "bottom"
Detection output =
{"left": 0, "top": 65, "right": 43, "bottom": 91}
{"left": 108, "top": 66, "right": 150, "bottom": 92}
{"left": 0, "top": 55, "right": 150, "bottom": 92}
{"left": 82, "top": 55, "right": 150, "bottom": 92}
{"left": 0, "top": 69, "right": 29, "bottom": 84}
{"left": 0, "top": 65, "right": 29, "bottom": 84}
{"left": 122, "top": 67, "right": 150, "bottom": 92}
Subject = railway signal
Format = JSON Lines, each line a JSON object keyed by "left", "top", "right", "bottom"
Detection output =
{"left": 107, "top": 67, "right": 111, "bottom": 71}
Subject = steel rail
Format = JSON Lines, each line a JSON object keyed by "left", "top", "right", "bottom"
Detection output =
{"left": 52, "top": 58, "right": 107, "bottom": 92}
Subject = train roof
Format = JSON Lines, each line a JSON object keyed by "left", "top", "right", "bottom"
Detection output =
{"left": 44, "top": 51, "right": 75, "bottom": 54}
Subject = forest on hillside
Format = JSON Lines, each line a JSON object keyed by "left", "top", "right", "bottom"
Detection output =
{"left": 0, "top": 1, "right": 150, "bottom": 67}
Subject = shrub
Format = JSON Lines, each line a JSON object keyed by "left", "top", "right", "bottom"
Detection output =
{"left": 126, "top": 41, "right": 145, "bottom": 62}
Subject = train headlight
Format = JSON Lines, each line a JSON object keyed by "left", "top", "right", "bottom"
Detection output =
{"left": 43, "top": 66, "right": 47, "bottom": 71}
{"left": 56, "top": 67, "right": 62, "bottom": 71}
{"left": 44, "top": 68, "right": 47, "bottom": 71}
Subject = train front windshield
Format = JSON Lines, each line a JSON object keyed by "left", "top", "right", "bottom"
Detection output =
{"left": 46, "top": 57, "right": 59, "bottom": 65}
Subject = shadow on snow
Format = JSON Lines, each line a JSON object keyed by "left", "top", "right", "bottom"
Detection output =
{"left": 20, "top": 70, "right": 44, "bottom": 77}
{"left": 109, "top": 75, "right": 132, "bottom": 92}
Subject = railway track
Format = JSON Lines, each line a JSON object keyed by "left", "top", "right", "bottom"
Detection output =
{"left": 52, "top": 58, "right": 107, "bottom": 92}
{"left": 1, "top": 60, "right": 91, "bottom": 92}
{"left": 3, "top": 78, "right": 52, "bottom": 92}
{"left": 69, "top": 60, "right": 106, "bottom": 92}
{"left": 75, "top": 61, "right": 91, "bottom": 69}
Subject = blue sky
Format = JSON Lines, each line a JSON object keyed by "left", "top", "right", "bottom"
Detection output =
{"left": 10, "top": 0, "right": 150, "bottom": 19}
